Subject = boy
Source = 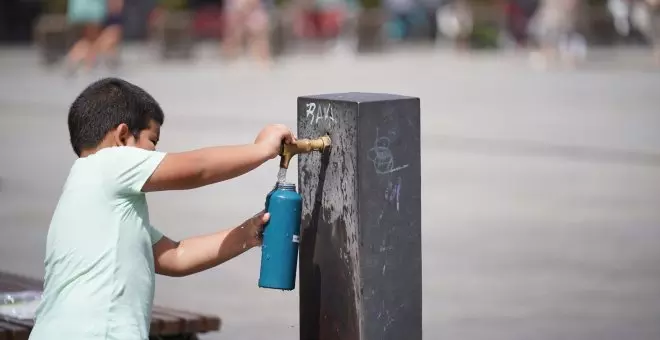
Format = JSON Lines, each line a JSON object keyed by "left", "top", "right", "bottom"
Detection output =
{"left": 28, "top": 77, "right": 295, "bottom": 340}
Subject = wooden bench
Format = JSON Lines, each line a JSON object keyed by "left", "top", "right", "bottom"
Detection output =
{"left": 0, "top": 271, "right": 221, "bottom": 340}
{"left": 33, "top": 14, "right": 74, "bottom": 65}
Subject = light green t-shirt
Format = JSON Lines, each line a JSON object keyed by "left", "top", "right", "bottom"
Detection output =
{"left": 67, "top": 0, "right": 107, "bottom": 24}
{"left": 30, "top": 146, "right": 167, "bottom": 340}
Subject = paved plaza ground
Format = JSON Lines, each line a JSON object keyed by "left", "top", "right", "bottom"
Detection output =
{"left": 1, "top": 45, "right": 660, "bottom": 339}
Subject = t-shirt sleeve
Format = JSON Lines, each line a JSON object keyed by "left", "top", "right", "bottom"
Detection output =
{"left": 102, "top": 146, "right": 167, "bottom": 195}
{"left": 148, "top": 225, "right": 164, "bottom": 245}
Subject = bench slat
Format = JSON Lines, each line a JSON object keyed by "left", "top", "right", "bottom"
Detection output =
{"left": 0, "top": 320, "right": 29, "bottom": 340}
{"left": 0, "top": 273, "right": 41, "bottom": 291}
{"left": 151, "top": 310, "right": 184, "bottom": 335}
{"left": 0, "top": 316, "right": 33, "bottom": 329}
{"left": 153, "top": 306, "right": 221, "bottom": 332}
{"left": 205, "top": 315, "right": 221, "bottom": 332}
{"left": 152, "top": 306, "right": 204, "bottom": 333}
{"left": 149, "top": 317, "right": 161, "bottom": 336}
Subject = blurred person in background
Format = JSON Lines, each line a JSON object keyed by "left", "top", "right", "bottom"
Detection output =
{"left": 647, "top": 0, "right": 660, "bottom": 63}
{"left": 529, "top": 0, "right": 586, "bottom": 68}
{"left": 293, "top": 0, "right": 345, "bottom": 43}
{"left": 65, "top": 0, "right": 107, "bottom": 72}
{"left": 609, "top": 0, "right": 634, "bottom": 37}
{"left": 436, "top": 0, "right": 473, "bottom": 50}
{"left": 385, "top": 0, "right": 418, "bottom": 41}
{"left": 630, "top": 0, "right": 660, "bottom": 64}
{"left": 94, "top": 0, "right": 124, "bottom": 69}
{"left": 222, "top": 0, "right": 272, "bottom": 66}
{"left": 503, "top": 0, "right": 539, "bottom": 48}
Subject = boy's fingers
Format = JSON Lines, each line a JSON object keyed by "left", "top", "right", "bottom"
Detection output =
{"left": 282, "top": 131, "right": 294, "bottom": 144}
{"left": 286, "top": 129, "right": 295, "bottom": 143}
{"left": 280, "top": 125, "right": 294, "bottom": 143}
{"left": 254, "top": 212, "right": 270, "bottom": 243}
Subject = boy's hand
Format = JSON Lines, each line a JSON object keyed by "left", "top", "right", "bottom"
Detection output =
{"left": 254, "top": 124, "right": 296, "bottom": 159}
{"left": 153, "top": 211, "right": 271, "bottom": 277}
{"left": 242, "top": 211, "right": 270, "bottom": 248}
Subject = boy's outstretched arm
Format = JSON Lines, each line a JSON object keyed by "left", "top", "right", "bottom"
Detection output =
{"left": 153, "top": 212, "right": 269, "bottom": 277}
{"left": 143, "top": 124, "right": 294, "bottom": 192}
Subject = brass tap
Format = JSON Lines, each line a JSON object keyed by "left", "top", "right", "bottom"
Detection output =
{"left": 279, "top": 135, "right": 332, "bottom": 169}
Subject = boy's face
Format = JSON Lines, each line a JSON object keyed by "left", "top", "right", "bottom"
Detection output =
{"left": 123, "top": 120, "right": 161, "bottom": 151}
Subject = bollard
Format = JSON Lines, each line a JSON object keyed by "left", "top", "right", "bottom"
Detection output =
{"left": 297, "top": 93, "right": 422, "bottom": 340}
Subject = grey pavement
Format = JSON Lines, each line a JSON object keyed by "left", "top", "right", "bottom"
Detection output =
{"left": 1, "top": 45, "right": 660, "bottom": 340}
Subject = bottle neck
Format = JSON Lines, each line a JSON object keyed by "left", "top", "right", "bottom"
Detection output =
{"left": 275, "top": 182, "right": 297, "bottom": 191}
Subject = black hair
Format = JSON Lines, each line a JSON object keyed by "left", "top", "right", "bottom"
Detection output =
{"left": 68, "top": 77, "right": 165, "bottom": 156}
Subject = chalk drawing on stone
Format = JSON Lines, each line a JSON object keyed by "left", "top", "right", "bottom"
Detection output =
{"left": 317, "top": 103, "right": 335, "bottom": 124}
{"left": 305, "top": 103, "right": 316, "bottom": 124}
{"left": 378, "top": 176, "right": 402, "bottom": 225}
{"left": 305, "top": 102, "right": 336, "bottom": 125}
{"left": 368, "top": 129, "right": 409, "bottom": 174}
{"left": 394, "top": 177, "right": 401, "bottom": 211}
{"left": 383, "top": 177, "right": 402, "bottom": 211}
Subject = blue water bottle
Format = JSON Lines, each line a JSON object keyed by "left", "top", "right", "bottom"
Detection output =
{"left": 259, "top": 182, "right": 302, "bottom": 290}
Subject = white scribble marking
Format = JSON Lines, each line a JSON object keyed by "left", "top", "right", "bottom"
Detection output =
{"left": 307, "top": 102, "right": 335, "bottom": 125}
{"left": 378, "top": 177, "right": 402, "bottom": 224}
{"left": 395, "top": 177, "right": 401, "bottom": 212}
{"left": 315, "top": 107, "right": 323, "bottom": 124}
{"left": 368, "top": 129, "right": 409, "bottom": 175}
{"left": 306, "top": 103, "right": 316, "bottom": 124}
{"left": 322, "top": 103, "right": 335, "bottom": 122}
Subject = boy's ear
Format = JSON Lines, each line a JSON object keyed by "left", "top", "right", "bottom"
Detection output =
{"left": 113, "top": 123, "right": 132, "bottom": 146}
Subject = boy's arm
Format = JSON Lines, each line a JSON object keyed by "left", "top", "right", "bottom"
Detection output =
{"left": 152, "top": 212, "right": 268, "bottom": 277}
{"left": 142, "top": 124, "right": 293, "bottom": 192}
{"left": 143, "top": 144, "right": 270, "bottom": 192}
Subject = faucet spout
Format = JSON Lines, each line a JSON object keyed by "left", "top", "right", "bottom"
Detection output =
{"left": 279, "top": 135, "right": 331, "bottom": 169}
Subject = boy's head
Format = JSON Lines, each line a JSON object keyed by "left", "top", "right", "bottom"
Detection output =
{"left": 68, "top": 77, "right": 165, "bottom": 156}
